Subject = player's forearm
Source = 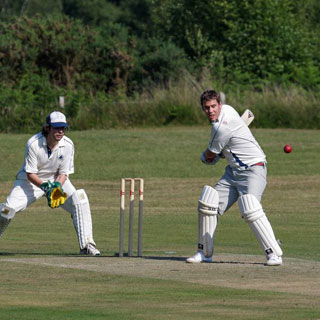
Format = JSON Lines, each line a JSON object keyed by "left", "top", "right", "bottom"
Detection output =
{"left": 26, "top": 173, "right": 43, "bottom": 188}
{"left": 27, "top": 173, "right": 67, "bottom": 188}
{"left": 55, "top": 174, "right": 67, "bottom": 186}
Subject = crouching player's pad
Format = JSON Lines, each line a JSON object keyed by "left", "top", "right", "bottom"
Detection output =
{"left": 238, "top": 194, "right": 282, "bottom": 257}
{"left": 0, "top": 203, "right": 16, "bottom": 238}
{"left": 197, "top": 185, "right": 219, "bottom": 258}
{"left": 63, "top": 189, "right": 95, "bottom": 250}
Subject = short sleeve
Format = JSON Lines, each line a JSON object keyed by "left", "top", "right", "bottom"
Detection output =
{"left": 24, "top": 143, "right": 39, "bottom": 174}
{"left": 208, "top": 122, "right": 232, "bottom": 154}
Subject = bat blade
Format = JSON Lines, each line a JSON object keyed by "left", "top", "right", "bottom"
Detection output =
{"left": 241, "top": 109, "right": 254, "bottom": 126}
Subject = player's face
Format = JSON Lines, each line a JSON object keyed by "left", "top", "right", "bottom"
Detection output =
{"left": 203, "top": 99, "right": 222, "bottom": 122}
{"left": 49, "top": 126, "right": 66, "bottom": 142}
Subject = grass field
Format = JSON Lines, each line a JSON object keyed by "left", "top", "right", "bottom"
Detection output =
{"left": 0, "top": 127, "right": 319, "bottom": 319}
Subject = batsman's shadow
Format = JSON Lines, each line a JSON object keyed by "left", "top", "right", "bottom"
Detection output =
{"left": 143, "top": 256, "right": 264, "bottom": 265}
{"left": 143, "top": 256, "right": 188, "bottom": 262}
{"left": 210, "top": 260, "right": 263, "bottom": 265}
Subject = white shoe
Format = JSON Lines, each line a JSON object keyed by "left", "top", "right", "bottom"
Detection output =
{"left": 186, "top": 252, "right": 212, "bottom": 263}
{"left": 266, "top": 253, "right": 282, "bottom": 266}
{"left": 80, "top": 244, "right": 101, "bottom": 256}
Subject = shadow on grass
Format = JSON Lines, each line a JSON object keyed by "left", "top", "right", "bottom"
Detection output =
{"left": 125, "top": 255, "right": 264, "bottom": 265}
{"left": 1, "top": 252, "right": 265, "bottom": 265}
{"left": 0, "top": 251, "right": 103, "bottom": 257}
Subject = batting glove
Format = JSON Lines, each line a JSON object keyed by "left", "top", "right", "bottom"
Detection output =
{"left": 200, "top": 150, "right": 220, "bottom": 165}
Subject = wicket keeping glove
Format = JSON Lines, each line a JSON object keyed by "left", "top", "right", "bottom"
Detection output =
{"left": 41, "top": 181, "right": 67, "bottom": 209}
{"left": 49, "top": 182, "right": 67, "bottom": 208}
{"left": 41, "top": 181, "right": 52, "bottom": 194}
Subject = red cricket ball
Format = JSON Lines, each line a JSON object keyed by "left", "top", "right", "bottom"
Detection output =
{"left": 283, "top": 144, "right": 292, "bottom": 153}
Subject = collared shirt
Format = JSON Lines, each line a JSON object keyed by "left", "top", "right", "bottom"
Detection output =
{"left": 16, "top": 132, "right": 74, "bottom": 181}
{"left": 208, "top": 104, "right": 266, "bottom": 170}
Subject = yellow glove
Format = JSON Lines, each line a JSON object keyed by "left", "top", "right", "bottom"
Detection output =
{"left": 45, "top": 182, "right": 67, "bottom": 209}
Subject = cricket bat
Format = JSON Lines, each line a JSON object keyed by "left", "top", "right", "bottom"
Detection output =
{"left": 241, "top": 109, "right": 254, "bottom": 126}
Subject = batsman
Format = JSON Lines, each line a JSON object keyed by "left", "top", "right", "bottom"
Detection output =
{"left": 0, "top": 111, "right": 100, "bottom": 255}
{"left": 187, "top": 90, "right": 283, "bottom": 266}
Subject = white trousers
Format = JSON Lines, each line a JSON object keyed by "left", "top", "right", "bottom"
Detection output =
{"left": 4, "top": 179, "right": 96, "bottom": 250}
{"left": 214, "top": 164, "right": 267, "bottom": 215}
{"left": 6, "top": 178, "right": 76, "bottom": 213}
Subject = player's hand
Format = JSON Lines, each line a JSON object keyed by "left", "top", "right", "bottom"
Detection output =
{"left": 201, "top": 149, "right": 219, "bottom": 165}
{"left": 204, "top": 149, "right": 216, "bottom": 162}
{"left": 45, "top": 182, "right": 67, "bottom": 209}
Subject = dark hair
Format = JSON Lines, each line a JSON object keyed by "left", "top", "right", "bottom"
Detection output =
{"left": 41, "top": 124, "right": 50, "bottom": 137}
{"left": 200, "top": 90, "right": 221, "bottom": 108}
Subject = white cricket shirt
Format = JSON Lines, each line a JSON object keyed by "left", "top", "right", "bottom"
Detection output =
{"left": 16, "top": 132, "right": 74, "bottom": 181}
{"left": 208, "top": 104, "right": 266, "bottom": 169}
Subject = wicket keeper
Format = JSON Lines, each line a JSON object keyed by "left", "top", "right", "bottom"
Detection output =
{"left": 187, "top": 90, "right": 283, "bottom": 266}
{"left": 0, "top": 111, "right": 100, "bottom": 255}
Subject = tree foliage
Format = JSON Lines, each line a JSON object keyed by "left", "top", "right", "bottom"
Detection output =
{"left": 1, "top": 0, "right": 319, "bottom": 89}
{"left": 151, "top": 0, "right": 320, "bottom": 87}
{"left": 0, "top": 0, "right": 319, "bottom": 131}
{"left": 0, "top": 14, "right": 185, "bottom": 92}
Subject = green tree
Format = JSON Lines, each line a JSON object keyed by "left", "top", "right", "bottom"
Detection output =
{"left": 0, "top": 0, "right": 24, "bottom": 17}
{"left": 116, "top": 0, "right": 154, "bottom": 37}
{"left": 62, "top": 0, "right": 120, "bottom": 26}
{"left": 0, "top": 15, "right": 133, "bottom": 90}
{"left": 20, "top": 0, "right": 63, "bottom": 16}
{"left": 151, "top": 0, "right": 319, "bottom": 86}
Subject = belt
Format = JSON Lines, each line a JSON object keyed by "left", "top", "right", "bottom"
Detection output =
{"left": 252, "top": 162, "right": 265, "bottom": 166}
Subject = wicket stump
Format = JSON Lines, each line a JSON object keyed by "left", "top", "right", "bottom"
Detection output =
{"left": 119, "top": 178, "right": 144, "bottom": 257}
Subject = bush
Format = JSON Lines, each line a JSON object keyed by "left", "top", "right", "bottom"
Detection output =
{"left": 0, "top": 73, "right": 59, "bottom": 132}
{"left": 131, "top": 38, "right": 189, "bottom": 91}
{"left": 225, "top": 85, "right": 320, "bottom": 129}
